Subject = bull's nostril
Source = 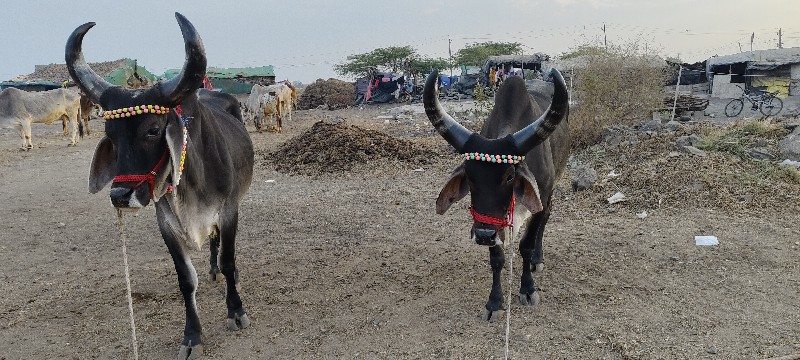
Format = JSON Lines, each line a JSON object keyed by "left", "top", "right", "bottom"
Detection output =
{"left": 474, "top": 227, "right": 497, "bottom": 240}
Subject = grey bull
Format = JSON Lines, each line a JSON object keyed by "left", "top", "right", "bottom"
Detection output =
{"left": 0, "top": 87, "right": 82, "bottom": 149}
{"left": 67, "top": 12, "right": 254, "bottom": 359}
{"left": 424, "top": 68, "right": 570, "bottom": 321}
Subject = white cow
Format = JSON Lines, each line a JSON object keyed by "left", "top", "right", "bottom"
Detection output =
{"left": 244, "top": 84, "right": 269, "bottom": 128}
{"left": 0, "top": 87, "right": 82, "bottom": 149}
{"left": 246, "top": 83, "right": 293, "bottom": 132}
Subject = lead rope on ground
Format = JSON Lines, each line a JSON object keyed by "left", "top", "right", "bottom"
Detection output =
{"left": 116, "top": 209, "right": 139, "bottom": 360}
{"left": 504, "top": 225, "right": 514, "bottom": 360}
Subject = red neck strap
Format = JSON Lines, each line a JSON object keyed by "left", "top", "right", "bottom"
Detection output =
{"left": 112, "top": 149, "right": 171, "bottom": 197}
{"left": 469, "top": 196, "right": 515, "bottom": 230}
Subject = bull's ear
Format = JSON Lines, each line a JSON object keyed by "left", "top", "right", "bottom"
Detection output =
{"left": 88, "top": 136, "right": 116, "bottom": 194}
{"left": 153, "top": 115, "right": 183, "bottom": 200}
{"left": 514, "top": 164, "right": 544, "bottom": 213}
{"left": 435, "top": 163, "right": 469, "bottom": 215}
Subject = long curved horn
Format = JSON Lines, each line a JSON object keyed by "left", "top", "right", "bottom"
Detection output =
{"left": 157, "top": 12, "right": 207, "bottom": 106}
{"left": 512, "top": 68, "right": 569, "bottom": 153}
{"left": 423, "top": 70, "right": 472, "bottom": 152}
{"left": 65, "top": 22, "right": 114, "bottom": 104}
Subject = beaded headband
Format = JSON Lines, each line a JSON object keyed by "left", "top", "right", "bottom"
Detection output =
{"left": 463, "top": 152, "right": 525, "bottom": 164}
{"left": 103, "top": 105, "right": 170, "bottom": 120}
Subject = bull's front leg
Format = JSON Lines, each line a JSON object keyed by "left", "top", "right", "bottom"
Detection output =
{"left": 156, "top": 204, "right": 203, "bottom": 359}
{"left": 518, "top": 204, "right": 550, "bottom": 306}
{"left": 484, "top": 245, "right": 505, "bottom": 322}
{"left": 219, "top": 206, "right": 250, "bottom": 331}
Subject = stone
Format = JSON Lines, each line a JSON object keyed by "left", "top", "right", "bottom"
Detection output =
{"left": 684, "top": 182, "right": 705, "bottom": 192}
{"left": 601, "top": 127, "right": 625, "bottom": 146}
{"left": 779, "top": 127, "right": 800, "bottom": 161}
{"left": 663, "top": 120, "right": 681, "bottom": 131}
{"left": 748, "top": 148, "right": 775, "bottom": 161}
{"left": 638, "top": 119, "right": 662, "bottom": 132}
{"left": 676, "top": 134, "right": 701, "bottom": 147}
{"left": 679, "top": 145, "right": 707, "bottom": 157}
{"left": 571, "top": 165, "right": 598, "bottom": 192}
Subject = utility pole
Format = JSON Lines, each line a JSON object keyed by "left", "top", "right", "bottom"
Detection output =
{"left": 448, "top": 37, "right": 453, "bottom": 77}
{"left": 602, "top": 23, "right": 607, "bottom": 49}
{"left": 750, "top": 32, "right": 754, "bottom": 52}
{"left": 778, "top": 28, "right": 783, "bottom": 48}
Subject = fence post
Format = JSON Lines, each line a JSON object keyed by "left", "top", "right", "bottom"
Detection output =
{"left": 671, "top": 66, "right": 683, "bottom": 121}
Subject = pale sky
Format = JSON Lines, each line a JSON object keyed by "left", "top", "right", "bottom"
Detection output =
{"left": 1, "top": 0, "right": 798, "bottom": 84}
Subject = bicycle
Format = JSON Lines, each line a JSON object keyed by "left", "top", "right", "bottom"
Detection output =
{"left": 724, "top": 85, "right": 783, "bottom": 117}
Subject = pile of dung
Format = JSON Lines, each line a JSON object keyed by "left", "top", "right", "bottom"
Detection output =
{"left": 566, "top": 122, "right": 800, "bottom": 214}
{"left": 267, "top": 121, "right": 441, "bottom": 175}
{"left": 297, "top": 78, "right": 355, "bottom": 110}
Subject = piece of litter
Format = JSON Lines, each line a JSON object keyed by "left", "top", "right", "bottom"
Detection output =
{"left": 695, "top": 235, "right": 719, "bottom": 246}
{"left": 636, "top": 210, "right": 648, "bottom": 219}
{"left": 607, "top": 191, "right": 626, "bottom": 204}
{"left": 607, "top": 170, "right": 620, "bottom": 178}
{"left": 413, "top": 168, "right": 424, "bottom": 172}
{"left": 265, "top": 179, "right": 276, "bottom": 183}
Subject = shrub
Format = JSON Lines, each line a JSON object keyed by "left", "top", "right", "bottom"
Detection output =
{"left": 567, "top": 41, "right": 667, "bottom": 149}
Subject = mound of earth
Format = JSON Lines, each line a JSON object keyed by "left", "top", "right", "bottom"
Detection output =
{"left": 267, "top": 121, "right": 440, "bottom": 175}
{"left": 568, "top": 121, "right": 800, "bottom": 214}
{"left": 297, "top": 78, "right": 355, "bottom": 110}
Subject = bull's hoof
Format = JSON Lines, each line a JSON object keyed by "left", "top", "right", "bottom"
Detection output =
{"left": 177, "top": 343, "right": 203, "bottom": 359}
{"left": 519, "top": 291, "right": 540, "bottom": 306}
{"left": 533, "top": 263, "right": 544, "bottom": 272}
{"left": 226, "top": 311, "right": 250, "bottom": 331}
{"left": 482, "top": 309, "right": 503, "bottom": 323}
{"left": 67, "top": 143, "right": 76, "bottom": 147}
{"left": 208, "top": 268, "right": 222, "bottom": 283}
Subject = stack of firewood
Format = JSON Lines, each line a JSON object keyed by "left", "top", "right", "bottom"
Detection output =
{"left": 663, "top": 94, "right": 709, "bottom": 111}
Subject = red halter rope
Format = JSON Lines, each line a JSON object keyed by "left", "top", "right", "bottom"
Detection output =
{"left": 469, "top": 196, "right": 515, "bottom": 230}
{"left": 112, "top": 149, "right": 171, "bottom": 197}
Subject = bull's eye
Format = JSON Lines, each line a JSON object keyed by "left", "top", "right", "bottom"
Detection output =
{"left": 146, "top": 127, "right": 160, "bottom": 137}
{"left": 506, "top": 174, "right": 514, "bottom": 183}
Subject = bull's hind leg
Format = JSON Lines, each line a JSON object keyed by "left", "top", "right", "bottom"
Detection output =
{"left": 518, "top": 200, "right": 551, "bottom": 306}
{"left": 484, "top": 245, "right": 505, "bottom": 322}
{"left": 219, "top": 206, "right": 250, "bottom": 331}
{"left": 209, "top": 234, "right": 222, "bottom": 282}
{"left": 156, "top": 204, "right": 203, "bottom": 359}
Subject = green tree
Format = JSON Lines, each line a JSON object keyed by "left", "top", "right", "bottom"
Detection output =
{"left": 453, "top": 42, "right": 523, "bottom": 66}
{"left": 409, "top": 57, "right": 450, "bottom": 76}
{"left": 334, "top": 46, "right": 416, "bottom": 78}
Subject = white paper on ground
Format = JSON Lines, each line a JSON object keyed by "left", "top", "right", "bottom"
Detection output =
{"left": 695, "top": 235, "right": 719, "bottom": 246}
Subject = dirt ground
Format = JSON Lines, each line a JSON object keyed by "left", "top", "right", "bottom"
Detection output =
{"left": 0, "top": 100, "right": 799, "bottom": 360}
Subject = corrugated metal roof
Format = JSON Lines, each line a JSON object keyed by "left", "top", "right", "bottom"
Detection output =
{"left": 163, "top": 65, "right": 275, "bottom": 79}
{"left": 707, "top": 47, "right": 800, "bottom": 67}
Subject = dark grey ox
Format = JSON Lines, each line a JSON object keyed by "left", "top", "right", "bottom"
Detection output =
{"left": 424, "top": 68, "right": 569, "bottom": 321}
{"left": 66, "top": 13, "right": 254, "bottom": 359}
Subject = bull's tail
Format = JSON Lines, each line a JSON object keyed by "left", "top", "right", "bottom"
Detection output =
{"left": 78, "top": 119, "right": 85, "bottom": 138}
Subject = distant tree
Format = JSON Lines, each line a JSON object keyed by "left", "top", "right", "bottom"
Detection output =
{"left": 454, "top": 42, "right": 523, "bottom": 66}
{"left": 409, "top": 57, "right": 450, "bottom": 76}
{"left": 559, "top": 44, "right": 611, "bottom": 60}
{"left": 334, "top": 46, "right": 416, "bottom": 78}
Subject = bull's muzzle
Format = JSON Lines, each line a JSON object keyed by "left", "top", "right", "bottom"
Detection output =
{"left": 109, "top": 186, "right": 145, "bottom": 209}
{"left": 472, "top": 227, "right": 500, "bottom": 246}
